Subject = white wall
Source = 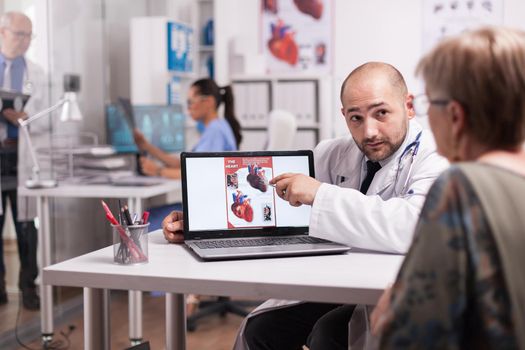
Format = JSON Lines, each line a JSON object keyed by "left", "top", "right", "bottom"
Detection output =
{"left": 214, "top": 0, "right": 259, "bottom": 86}
{"left": 104, "top": 0, "right": 149, "bottom": 102}
{"left": 331, "top": 0, "right": 424, "bottom": 135}
{"left": 331, "top": 0, "right": 525, "bottom": 136}
{"left": 216, "top": 0, "right": 525, "bottom": 138}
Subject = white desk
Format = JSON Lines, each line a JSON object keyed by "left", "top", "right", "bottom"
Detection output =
{"left": 43, "top": 231, "right": 404, "bottom": 350}
{"left": 18, "top": 180, "right": 181, "bottom": 345}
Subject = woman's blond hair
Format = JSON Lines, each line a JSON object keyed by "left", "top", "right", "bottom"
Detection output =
{"left": 416, "top": 26, "right": 525, "bottom": 149}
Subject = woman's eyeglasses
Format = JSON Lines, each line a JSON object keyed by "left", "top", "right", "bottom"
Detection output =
{"left": 413, "top": 94, "right": 450, "bottom": 116}
{"left": 186, "top": 95, "right": 206, "bottom": 107}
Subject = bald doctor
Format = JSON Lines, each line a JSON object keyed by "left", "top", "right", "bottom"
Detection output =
{"left": 162, "top": 62, "right": 449, "bottom": 349}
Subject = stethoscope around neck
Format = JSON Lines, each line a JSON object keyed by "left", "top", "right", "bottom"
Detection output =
{"left": 394, "top": 130, "right": 423, "bottom": 195}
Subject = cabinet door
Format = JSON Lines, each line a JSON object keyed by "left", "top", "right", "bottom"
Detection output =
{"left": 240, "top": 129, "right": 267, "bottom": 151}
{"left": 232, "top": 81, "right": 272, "bottom": 128}
{"left": 293, "top": 130, "right": 318, "bottom": 150}
{"left": 274, "top": 80, "right": 318, "bottom": 127}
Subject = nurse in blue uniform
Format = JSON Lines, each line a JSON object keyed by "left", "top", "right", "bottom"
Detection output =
{"left": 133, "top": 78, "right": 243, "bottom": 226}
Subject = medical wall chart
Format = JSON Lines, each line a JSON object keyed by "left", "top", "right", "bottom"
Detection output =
{"left": 422, "top": 0, "right": 503, "bottom": 53}
{"left": 224, "top": 156, "right": 277, "bottom": 229}
{"left": 261, "top": 0, "right": 333, "bottom": 74}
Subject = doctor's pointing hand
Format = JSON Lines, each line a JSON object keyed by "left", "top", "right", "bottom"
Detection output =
{"left": 270, "top": 173, "right": 321, "bottom": 207}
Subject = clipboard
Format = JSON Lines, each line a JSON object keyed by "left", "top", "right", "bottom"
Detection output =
{"left": 0, "top": 89, "right": 30, "bottom": 113}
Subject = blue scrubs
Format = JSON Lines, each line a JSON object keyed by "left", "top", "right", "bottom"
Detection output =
{"left": 193, "top": 118, "right": 237, "bottom": 152}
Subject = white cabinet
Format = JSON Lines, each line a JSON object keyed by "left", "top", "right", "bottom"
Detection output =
{"left": 130, "top": 16, "right": 194, "bottom": 105}
{"left": 232, "top": 77, "right": 325, "bottom": 151}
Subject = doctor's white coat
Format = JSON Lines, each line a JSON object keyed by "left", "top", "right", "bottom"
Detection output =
{"left": 233, "top": 120, "right": 449, "bottom": 350}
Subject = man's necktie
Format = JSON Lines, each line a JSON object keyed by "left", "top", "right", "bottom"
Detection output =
{"left": 359, "top": 160, "right": 382, "bottom": 194}
{"left": 2, "top": 60, "right": 19, "bottom": 139}
{"left": 3, "top": 61, "right": 11, "bottom": 89}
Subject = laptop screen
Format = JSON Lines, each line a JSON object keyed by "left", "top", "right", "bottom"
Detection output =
{"left": 182, "top": 151, "right": 314, "bottom": 239}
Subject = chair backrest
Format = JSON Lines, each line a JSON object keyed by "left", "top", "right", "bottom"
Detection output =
{"left": 266, "top": 109, "right": 297, "bottom": 150}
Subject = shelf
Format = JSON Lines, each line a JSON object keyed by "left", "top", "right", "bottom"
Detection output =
{"left": 241, "top": 125, "right": 320, "bottom": 131}
{"left": 231, "top": 74, "right": 329, "bottom": 81}
{"left": 199, "top": 45, "right": 214, "bottom": 52}
{"left": 166, "top": 71, "right": 197, "bottom": 79}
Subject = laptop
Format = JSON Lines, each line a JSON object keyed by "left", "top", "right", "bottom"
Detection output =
{"left": 181, "top": 150, "right": 351, "bottom": 261}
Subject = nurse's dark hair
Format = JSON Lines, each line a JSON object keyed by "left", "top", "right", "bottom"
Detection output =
{"left": 192, "top": 78, "right": 242, "bottom": 148}
{"left": 340, "top": 62, "right": 408, "bottom": 102}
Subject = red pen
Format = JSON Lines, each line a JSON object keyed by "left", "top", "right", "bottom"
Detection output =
{"left": 141, "top": 211, "right": 150, "bottom": 224}
{"left": 101, "top": 200, "right": 118, "bottom": 224}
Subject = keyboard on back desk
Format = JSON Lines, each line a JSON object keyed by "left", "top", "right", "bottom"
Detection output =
{"left": 194, "top": 236, "right": 332, "bottom": 249}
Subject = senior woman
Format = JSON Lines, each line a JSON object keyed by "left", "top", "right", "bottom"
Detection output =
{"left": 371, "top": 26, "right": 525, "bottom": 349}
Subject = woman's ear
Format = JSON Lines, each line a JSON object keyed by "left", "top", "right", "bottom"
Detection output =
{"left": 203, "top": 95, "right": 215, "bottom": 110}
{"left": 448, "top": 100, "right": 467, "bottom": 141}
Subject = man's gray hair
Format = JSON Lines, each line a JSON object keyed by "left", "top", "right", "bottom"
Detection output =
{"left": 0, "top": 12, "right": 15, "bottom": 29}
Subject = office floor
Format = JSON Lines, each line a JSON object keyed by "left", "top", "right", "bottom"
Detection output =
{"left": 22, "top": 292, "right": 247, "bottom": 350}
{"left": 1, "top": 239, "right": 40, "bottom": 330}
{"left": 2, "top": 238, "right": 248, "bottom": 349}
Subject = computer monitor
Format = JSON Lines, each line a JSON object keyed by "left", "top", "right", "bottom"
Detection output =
{"left": 106, "top": 102, "right": 185, "bottom": 153}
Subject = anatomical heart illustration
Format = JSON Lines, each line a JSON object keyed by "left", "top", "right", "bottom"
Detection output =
{"left": 225, "top": 156, "right": 276, "bottom": 228}
{"left": 268, "top": 20, "right": 299, "bottom": 66}
{"left": 247, "top": 163, "right": 268, "bottom": 192}
{"left": 293, "top": 0, "right": 323, "bottom": 20}
{"left": 231, "top": 191, "right": 254, "bottom": 223}
{"left": 263, "top": 0, "right": 279, "bottom": 14}
{"left": 261, "top": 0, "right": 332, "bottom": 74}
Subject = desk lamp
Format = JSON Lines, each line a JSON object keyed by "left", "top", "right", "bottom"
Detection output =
{"left": 18, "top": 74, "right": 83, "bottom": 189}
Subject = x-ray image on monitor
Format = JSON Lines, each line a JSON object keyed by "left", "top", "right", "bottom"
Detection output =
{"left": 106, "top": 103, "right": 137, "bottom": 153}
{"left": 106, "top": 102, "right": 185, "bottom": 153}
{"left": 134, "top": 105, "right": 185, "bottom": 152}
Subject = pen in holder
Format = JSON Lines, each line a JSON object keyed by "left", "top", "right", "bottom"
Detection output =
{"left": 112, "top": 223, "right": 149, "bottom": 265}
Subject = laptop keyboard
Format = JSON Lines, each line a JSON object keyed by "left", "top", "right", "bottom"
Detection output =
{"left": 193, "top": 236, "right": 332, "bottom": 249}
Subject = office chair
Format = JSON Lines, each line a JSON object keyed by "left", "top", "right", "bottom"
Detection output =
{"left": 187, "top": 296, "right": 258, "bottom": 331}
{"left": 265, "top": 109, "right": 298, "bottom": 150}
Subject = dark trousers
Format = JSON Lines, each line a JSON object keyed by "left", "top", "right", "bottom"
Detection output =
{"left": 244, "top": 302, "right": 356, "bottom": 350}
{"left": 0, "top": 188, "right": 38, "bottom": 290}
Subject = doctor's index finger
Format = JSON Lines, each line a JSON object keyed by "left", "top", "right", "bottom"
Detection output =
{"left": 270, "top": 172, "right": 297, "bottom": 184}
{"left": 273, "top": 176, "right": 294, "bottom": 192}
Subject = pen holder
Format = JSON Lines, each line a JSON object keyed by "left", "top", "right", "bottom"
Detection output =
{"left": 112, "top": 223, "right": 149, "bottom": 265}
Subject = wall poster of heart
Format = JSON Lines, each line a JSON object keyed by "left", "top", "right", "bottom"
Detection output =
{"left": 261, "top": 0, "right": 333, "bottom": 75}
